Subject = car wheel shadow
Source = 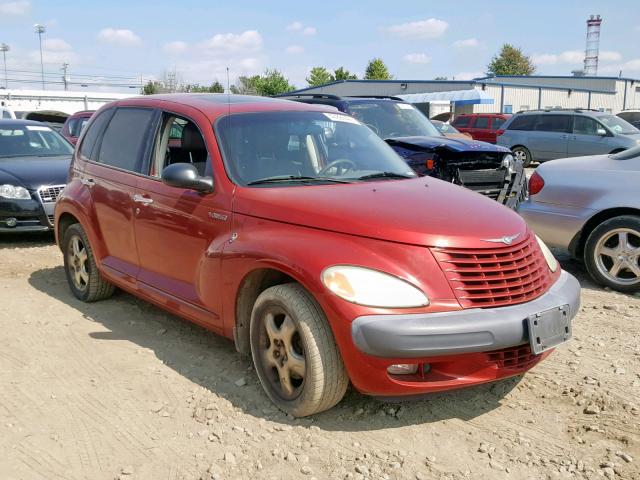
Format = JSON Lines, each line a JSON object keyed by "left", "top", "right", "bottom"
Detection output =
{"left": 29, "top": 265, "right": 523, "bottom": 431}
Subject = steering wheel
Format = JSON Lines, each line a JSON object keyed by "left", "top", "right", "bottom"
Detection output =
{"left": 318, "top": 159, "right": 356, "bottom": 176}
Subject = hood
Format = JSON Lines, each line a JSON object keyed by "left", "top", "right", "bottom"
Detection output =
{"left": 387, "top": 135, "right": 510, "bottom": 153}
{"left": 234, "top": 177, "right": 527, "bottom": 249}
{"left": 0, "top": 156, "right": 71, "bottom": 190}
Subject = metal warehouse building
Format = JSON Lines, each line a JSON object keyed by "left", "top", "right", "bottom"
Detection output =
{"left": 288, "top": 75, "right": 640, "bottom": 117}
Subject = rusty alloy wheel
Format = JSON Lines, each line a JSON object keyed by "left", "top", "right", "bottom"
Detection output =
{"left": 256, "top": 307, "right": 307, "bottom": 400}
{"left": 67, "top": 234, "right": 89, "bottom": 291}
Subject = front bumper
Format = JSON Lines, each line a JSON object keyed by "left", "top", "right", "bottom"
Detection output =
{"left": 352, "top": 270, "right": 581, "bottom": 358}
{"left": 0, "top": 197, "right": 51, "bottom": 233}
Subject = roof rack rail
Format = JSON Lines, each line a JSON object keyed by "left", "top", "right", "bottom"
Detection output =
{"left": 517, "top": 107, "right": 600, "bottom": 114}
{"left": 273, "top": 93, "right": 342, "bottom": 100}
{"left": 345, "top": 95, "right": 405, "bottom": 101}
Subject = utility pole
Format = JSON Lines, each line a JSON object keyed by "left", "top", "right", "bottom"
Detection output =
{"left": 61, "top": 62, "right": 69, "bottom": 91}
{"left": 33, "top": 24, "right": 46, "bottom": 89}
{"left": 0, "top": 43, "right": 9, "bottom": 89}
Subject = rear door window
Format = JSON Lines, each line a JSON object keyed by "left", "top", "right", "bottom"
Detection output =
{"left": 97, "top": 108, "right": 155, "bottom": 173}
{"left": 453, "top": 116, "right": 470, "bottom": 128}
{"left": 474, "top": 116, "right": 490, "bottom": 129}
{"left": 507, "top": 115, "right": 538, "bottom": 131}
{"left": 535, "top": 115, "right": 572, "bottom": 133}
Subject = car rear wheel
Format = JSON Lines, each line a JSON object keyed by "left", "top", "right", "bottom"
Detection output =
{"left": 63, "top": 223, "right": 115, "bottom": 302}
{"left": 584, "top": 216, "right": 640, "bottom": 293}
{"left": 249, "top": 283, "right": 348, "bottom": 417}
{"left": 512, "top": 146, "right": 532, "bottom": 167}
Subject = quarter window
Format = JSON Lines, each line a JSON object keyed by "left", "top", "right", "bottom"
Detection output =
{"left": 492, "top": 117, "right": 506, "bottom": 129}
{"left": 79, "top": 109, "right": 114, "bottom": 161}
{"left": 97, "top": 108, "right": 155, "bottom": 172}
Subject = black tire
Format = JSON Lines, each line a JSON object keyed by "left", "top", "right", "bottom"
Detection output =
{"left": 249, "top": 283, "right": 348, "bottom": 417}
{"left": 584, "top": 215, "right": 640, "bottom": 293}
{"left": 62, "top": 223, "right": 115, "bottom": 302}
{"left": 512, "top": 146, "right": 532, "bottom": 167}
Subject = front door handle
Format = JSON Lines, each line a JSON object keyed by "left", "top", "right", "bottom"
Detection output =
{"left": 80, "top": 178, "right": 95, "bottom": 187}
{"left": 132, "top": 194, "right": 154, "bottom": 205}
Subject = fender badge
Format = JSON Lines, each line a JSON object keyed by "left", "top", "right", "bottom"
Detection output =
{"left": 208, "top": 212, "right": 228, "bottom": 221}
{"left": 482, "top": 233, "right": 521, "bottom": 245}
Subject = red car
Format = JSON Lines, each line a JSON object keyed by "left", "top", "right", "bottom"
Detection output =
{"left": 452, "top": 113, "right": 512, "bottom": 143}
{"left": 54, "top": 94, "right": 580, "bottom": 416}
{"left": 60, "top": 110, "right": 94, "bottom": 145}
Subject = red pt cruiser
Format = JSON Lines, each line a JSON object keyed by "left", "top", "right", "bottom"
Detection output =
{"left": 55, "top": 95, "right": 581, "bottom": 417}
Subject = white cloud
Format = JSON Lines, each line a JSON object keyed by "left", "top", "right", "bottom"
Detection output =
{"left": 200, "top": 30, "right": 262, "bottom": 54}
{"left": 532, "top": 49, "right": 621, "bottom": 67}
{"left": 0, "top": 0, "right": 30, "bottom": 15}
{"left": 403, "top": 53, "right": 431, "bottom": 64}
{"left": 386, "top": 18, "right": 448, "bottom": 39}
{"left": 455, "top": 71, "right": 483, "bottom": 80}
{"left": 29, "top": 38, "right": 79, "bottom": 64}
{"left": 42, "top": 38, "right": 72, "bottom": 51}
{"left": 286, "top": 21, "right": 316, "bottom": 35}
{"left": 164, "top": 41, "right": 188, "bottom": 55}
{"left": 97, "top": 28, "right": 142, "bottom": 47}
{"left": 600, "top": 58, "right": 640, "bottom": 74}
{"left": 453, "top": 38, "right": 480, "bottom": 49}
{"left": 285, "top": 45, "right": 304, "bottom": 55}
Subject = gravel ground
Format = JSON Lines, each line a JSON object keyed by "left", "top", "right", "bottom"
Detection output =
{"left": 0, "top": 233, "right": 639, "bottom": 480}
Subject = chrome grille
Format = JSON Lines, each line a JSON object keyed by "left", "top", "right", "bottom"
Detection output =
{"left": 37, "top": 185, "right": 65, "bottom": 203}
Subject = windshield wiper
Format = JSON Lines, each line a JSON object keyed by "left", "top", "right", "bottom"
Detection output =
{"left": 356, "top": 171, "right": 415, "bottom": 181}
{"left": 247, "top": 175, "right": 352, "bottom": 186}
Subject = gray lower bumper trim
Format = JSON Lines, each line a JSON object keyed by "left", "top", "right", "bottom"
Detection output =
{"left": 351, "top": 270, "right": 581, "bottom": 358}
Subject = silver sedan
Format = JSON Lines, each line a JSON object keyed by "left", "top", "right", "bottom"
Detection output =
{"left": 518, "top": 147, "right": 640, "bottom": 292}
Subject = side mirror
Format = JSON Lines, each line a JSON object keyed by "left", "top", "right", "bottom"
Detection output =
{"left": 161, "top": 163, "right": 213, "bottom": 193}
{"left": 596, "top": 128, "right": 608, "bottom": 136}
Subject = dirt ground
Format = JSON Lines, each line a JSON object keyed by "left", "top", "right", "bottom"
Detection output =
{"left": 0, "top": 233, "right": 639, "bottom": 480}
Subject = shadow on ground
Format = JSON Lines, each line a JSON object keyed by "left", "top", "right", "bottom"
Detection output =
{"left": 30, "top": 265, "right": 523, "bottom": 432}
{"left": 0, "top": 232, "right": 54, "bottom": 250}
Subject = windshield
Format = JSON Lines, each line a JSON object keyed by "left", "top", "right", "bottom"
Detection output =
{"left": 0, "top": 124, "right": 73, "bottom": 157}
{"left": 345, "top": 101, "right": 441, "bottom": 139}
{"left": 598, "top": 115, "right": 639, "bottom": 135}
{"left": 216, "top": 111, "right": 416, "bottom": 187}
{"left": 611, "top": 146, "right": 640, "bottom": 160}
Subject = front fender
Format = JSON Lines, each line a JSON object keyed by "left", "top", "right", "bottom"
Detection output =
{"left": 220, "top": 213, "right": 459, "bottom": 383}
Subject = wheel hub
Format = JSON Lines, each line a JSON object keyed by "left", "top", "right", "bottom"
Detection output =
{"left": 595, "top": 228, "right": 640, "bottom": 285}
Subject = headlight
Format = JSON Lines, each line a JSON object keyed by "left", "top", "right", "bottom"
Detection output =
{"left": 535, "top": 235, "right": 559, "bottom": 273}
{"left": 502, "top": 154, "right": 516, "bottom": 174}
{"left": 321, "top": 265, "right": 429, "bottom": 308}
{"left": 0, "top": 184, "right": 31, "bottom": 200}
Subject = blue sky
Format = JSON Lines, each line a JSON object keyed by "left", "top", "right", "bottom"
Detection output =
{"left": 0, "top": 0, "right": 639, "bottom": 91}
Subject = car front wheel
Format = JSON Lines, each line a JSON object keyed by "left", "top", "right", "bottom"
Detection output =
{"left": 250, "top": 283, "right": 348, "bottom": 417}
{"left": 63, "top": 223, "right": 115, "bottom": 302}
{"left": 584, "top": 215, "right": 640, "bottom": 293}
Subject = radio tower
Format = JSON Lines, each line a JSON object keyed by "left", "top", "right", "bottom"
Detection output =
{"left": 584, "top": 15, "right": 602, "bottom": 76}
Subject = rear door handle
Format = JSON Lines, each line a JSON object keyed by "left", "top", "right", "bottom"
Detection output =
{"left": 80, "top": 178, "right": 95, "bottom": 187}
{"left": 132, "top": 194, "right": 154, "bottom": 205}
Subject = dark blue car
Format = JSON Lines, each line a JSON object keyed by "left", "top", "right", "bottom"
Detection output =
{"left": 278, "top": 95, "right": 526, "bottom": 209}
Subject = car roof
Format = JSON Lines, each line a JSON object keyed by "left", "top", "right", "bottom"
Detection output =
{"left": 0, "top": 118, "right": 51, "bottom": 128}
{"left": 516, "top": 109, "right": 607, "bottom": 116}
{"left": 111, "top": 94, "right": 338, "bottom": 120}
{"left": 68, "top": 110, "right": 95, "bottom": 117}
{"left": 457, "top": 113, "right": 510, "bottom": 117}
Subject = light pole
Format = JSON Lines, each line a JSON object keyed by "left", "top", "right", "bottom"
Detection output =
{"left": 0, "top": 43, "right": 9, "bottom": 89}
{"left": 33, "top": 24, "right": 46, "bottom": 90}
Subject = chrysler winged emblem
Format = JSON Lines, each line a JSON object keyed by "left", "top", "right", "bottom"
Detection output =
{"left": 482, "top": 233, "right": 521, "bottom": 245}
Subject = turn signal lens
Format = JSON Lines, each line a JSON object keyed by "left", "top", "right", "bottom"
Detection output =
{"left": 425, "top": 159, "right": 434, "bottom": 170}
{"left": 529, "top": 172, "right": 545, "bottom": 195}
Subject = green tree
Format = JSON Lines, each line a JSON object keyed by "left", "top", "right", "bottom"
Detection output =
{"left": 255, "top": 69, "right": 295, "bottom": 96}
{"left": 186, "top": 81, "right": 225, "bottom": 93}
{"left": 487, "top": 44, "right": 536, "bottom": 76}
{"left": 333, "top": 67, "right": 357, "bottom": 81}
{"left": 306, "top": 66, "right": 334, "bottom": 87}
{"left": 142, "top": 80, "right": 161, "bottom": 95}
{"left": 230, "top": 75, "right": 261, "bottom": 94}
{"left": 364, "top": 58, "right": 392, "bottom": 80}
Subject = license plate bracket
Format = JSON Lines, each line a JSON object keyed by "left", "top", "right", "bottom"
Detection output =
{"left": 527, "top": 305, "right": 571, "bottom": 355}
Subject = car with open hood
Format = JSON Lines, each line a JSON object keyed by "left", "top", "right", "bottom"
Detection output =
{"left": 55, "top": 94, "right": 580, "bottom": 417}
{"left": 277, "top": 94, "right": 526, "bottom": 209}
{"left": 0, "top": 119, "right": 73, "bottom": 232}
